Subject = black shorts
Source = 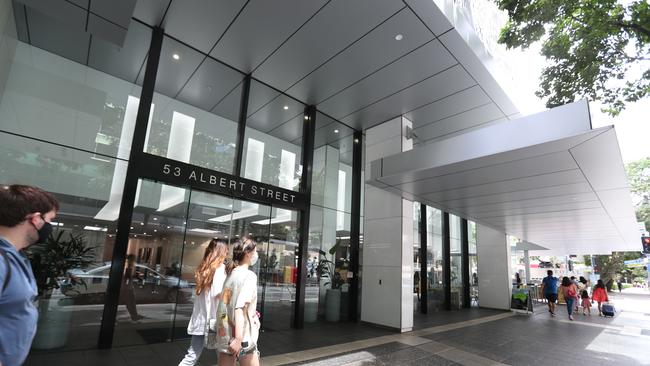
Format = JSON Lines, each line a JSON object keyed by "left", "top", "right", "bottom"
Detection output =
{"left": 545, "top": 293, "right": 557, "bottom": 302}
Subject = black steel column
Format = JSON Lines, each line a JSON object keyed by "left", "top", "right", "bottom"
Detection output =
{"left": 442, "top": 212, "right": 451, "bottom": 311}
{"left": 419, "top": 203, "right": 428, "bottom": 314}
{"left": 294, "top": 106, "right": 316, "bottom": 328}
{"left": 348, "top": 130, "right": 363, "bottom": 322}
{"left": 233, "top": 74, "right": 251, "bottom": 176}
{"left": 461, "top": 218, "right": 470, "bottom": 308}
{"left": 98, "top": 27, "right": 164, "bottom": 349}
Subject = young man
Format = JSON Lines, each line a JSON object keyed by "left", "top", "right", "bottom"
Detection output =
{"left": 541, "top": 270, "right": 558, "bottom": 316}
{"left": 0, "top": 185, "right": 59, "bottom": 366}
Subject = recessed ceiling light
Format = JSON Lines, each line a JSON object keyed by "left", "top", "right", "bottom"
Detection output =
{"left": 283, "top": 105, "right": 289, "bottom": 110}
{"left": 172, "top": 53, "right": 180, "bottom": 61}
{"left": 304, "top": 115, "right": 309, "bottom": 120}
{"left": 334, "top": 129, "right": 339, "bottom": 134}
{"left": 153, "top": 217, "right": 158, "bottom": 221}
{"left": 154, "top": 229, "right": 157, "bottom": 232}
{"left": 395, "top": 34, "right": 403, "bottom": 41}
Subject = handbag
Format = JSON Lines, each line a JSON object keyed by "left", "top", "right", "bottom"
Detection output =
{"left": 566, "top": 286, "right": 576, "bottom": 298}
{"left": 204, "top": 318, "right": 219, "bottom": 349}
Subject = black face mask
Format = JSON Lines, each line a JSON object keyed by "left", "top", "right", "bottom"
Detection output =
{"left": 34, "top": 216, "right": 53, "bottom": 244}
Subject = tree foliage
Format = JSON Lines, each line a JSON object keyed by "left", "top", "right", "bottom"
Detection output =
{"left": 625, "top": 156, "right": 650, "bottom": 230}
{"left": 495, "top": 0, "right": 650, "bottom": 116}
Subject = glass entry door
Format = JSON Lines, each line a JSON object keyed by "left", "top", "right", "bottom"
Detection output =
{"left": 112, "top": 180, "right": 298, "bottom": 346}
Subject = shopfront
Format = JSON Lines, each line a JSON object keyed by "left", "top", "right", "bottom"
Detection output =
{"left": 0, "top": 22, "right": 362, "bottom": 350}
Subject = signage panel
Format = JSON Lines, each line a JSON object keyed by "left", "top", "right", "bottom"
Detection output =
{"left": 135, "top": 153, "right": 307, "bottom": 210}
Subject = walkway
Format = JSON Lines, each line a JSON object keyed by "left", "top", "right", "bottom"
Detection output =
{"left": 23, "top": 290, "right": 650, "bottom": 365}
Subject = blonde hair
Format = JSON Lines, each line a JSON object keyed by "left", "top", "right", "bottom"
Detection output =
{"left": 195, "top": 238, "right": 228, "bottom": 295}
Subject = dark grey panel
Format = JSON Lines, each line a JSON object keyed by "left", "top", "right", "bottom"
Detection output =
{"left": 132, "top": 0, "right": 170, "bottom": 26}
{"left": 12, "top": 2, "right": 29, "bottom": 42}
{"left": 414, "top": 103, "right": 505, "bottom": 142}
{"left": 246, "top": 79, "right": 281, "bottom": 115}
{"left": 18, "top": 0, "right": 86, "bottom": 30}
{"left": 211, "top": 82, "right": 242, "bottom": 122}
{"left": 287, "top": 8, "right": 434, "bottom": 105}
{"left": 89, "top": 19, "right": 151, "bottom": 83}
{"left": 210, "top": 0, "right": 328, "bottom": 73}
{"left": 87, "top": 13, "right": 127, "bottom": 46}
{"left": 318, "top": 39, "right": 456, "bottom": 119}
{"left": 162, "top": 0, "right": 247, "bottom": 54}
{"left": 137, "top": 36, "right": 204, "bottom": 98}
{"left": 340, "top": 65, "right": 476, "bottom": 129}
{"left": 26, "top": 7, "right": 90, "bottom": 65}
{"left": 67, "top": 0, "right": 88, "bottom": 9}
{"left": 313, "top": 112, "right": 355, "bottom": 164}
{"left": 176, "top": 57, "right": 244, "bottom": 113}
{"left": 253, "top": 0, "right": 404, "bottom": 91}
{"left": 90, "top": 0, "right": 136, "bottom": 28}
{"left": 247, "top": 99, "right": 303, "bottom": 133}
{"left": 404, "top": 85, "right": 490, "bottom": 128}
{"left": 268, "top": 115, "right": 303, "bottom": 143}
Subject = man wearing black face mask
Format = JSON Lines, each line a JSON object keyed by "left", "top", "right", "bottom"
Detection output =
{"left": 0, "top": 185, "right": 58, "bottom": 366}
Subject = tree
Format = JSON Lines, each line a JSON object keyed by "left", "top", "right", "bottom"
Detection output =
{"left": 626, "top": 157, "right": 650, "bottom": 230}
{"left": 495, "top": 0, "right": 650, "bottom": 116}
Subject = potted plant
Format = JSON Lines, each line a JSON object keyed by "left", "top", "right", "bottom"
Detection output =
{"left": 316, "top": 241, "right": 346, "bottom": 322}
{"left": 26, "top": 231, "right": 95, "bottom": 349}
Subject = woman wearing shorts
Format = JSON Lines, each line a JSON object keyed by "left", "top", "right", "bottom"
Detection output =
{"left": 216, "top": 239, "right": 261, "bottom": 366}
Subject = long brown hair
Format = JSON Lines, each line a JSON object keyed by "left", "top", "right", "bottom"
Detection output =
{"left": 195, "top": 238, "right": 228, "bottom": 295}
{"left": 226, "top": 238, "right": 257, "bottom": 275}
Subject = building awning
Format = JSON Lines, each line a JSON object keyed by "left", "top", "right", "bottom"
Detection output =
{"left": 368, "top": 100, "right": 638, "bottom": 255}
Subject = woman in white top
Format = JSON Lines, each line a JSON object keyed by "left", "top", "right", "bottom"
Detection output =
{"left": 178, "top": 238, "right": 228, "bottom": 366}
{"left": 216, "top": 238, "right": 261, "bottom": 366}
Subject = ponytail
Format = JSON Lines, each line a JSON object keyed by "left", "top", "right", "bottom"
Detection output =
{"left": 226, "top": 238, "right": 257, "bottom": 275}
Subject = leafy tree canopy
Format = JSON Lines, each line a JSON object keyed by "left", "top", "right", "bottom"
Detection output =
{"left": 495, "top": 0, "right": 650, "bottom": 116}
{"left": 625, "top": 156, "right": 650, "bottom": 230}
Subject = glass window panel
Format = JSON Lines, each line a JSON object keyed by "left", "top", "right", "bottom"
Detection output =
{"left": 0, "top": 131, "right": 124, "bottom": 350}
{"left": 425, "top": 206, "right": 444, "bottom": 310}
{"left": 450, "top": 214, "right": 461, "bottom": 254}
{"left": 0, "top": 42, "right": 144, "bottom": 159}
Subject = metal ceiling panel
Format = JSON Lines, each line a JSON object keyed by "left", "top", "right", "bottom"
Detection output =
{"left": 68, "top": 0, "right": 87, "bottom": 8}
{"left": 90, "top": 0, "right": 136, "bottom": 28}
{"left": 12, "top": 2, "right": 28, "bottom": 42}
{"left": 267, "top": 115, "right": 303, "bottom": 143}
{"left": 318, "top": 39, "right": 456, "bottom": 120}
{"left": 403, "top": 0, "right": 453, "bottom": 36}
{"left": 87, "top": 14, "right": 127, "bottom": 48}
{"left": 247, "top": 79, "right": 282, "bottom": 116}
{"left": 246, "top": 80, "right": 305, "bottom": 133}
{"left": 404, "top": 85, "right": 490, "bottom": 128}
{"left": 414, "top": 102, "right": 504, "bottom": 141}
{"left": 162, "top": 0, "right": 247, "bottom": 54}
{"left": 211, "top": 82, "right": 242, "bottom": 122}
{"left": 89, "top": 19, "right": 151, "bottom": 83}
{"left": 420, "top": 170, "right": 586, "bottom": 203}
{"left": 138, "top": 36, "right": 204, "bottom": 98}
{"left": 341, "top": 65, "right": 475, "bottom": 129}
{"left": 132, "top": 0, "right": 170, "bottom": 26}
{"left": 26, "top": 7, "right": 90, "bottom": 65}
{"left": 286, "top": 7, "right": 434, "bottom": 105}
{"left": 473, "top": 200, "right": 604, "bottom": 220}
{"left": 176, "top": 57, "right": 244, "bottom": 113}
{"left": 253, "top": 0, "right": 404, "bottom": 91}
{"left": 210, "top": 0, "right": 328, "bottom": 73}
{"left": 18, "top": 0, "right": 86, "bottom": 30}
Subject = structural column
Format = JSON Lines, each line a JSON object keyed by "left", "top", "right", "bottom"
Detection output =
{"left": 361, "top": 116, "right": 414, "bottom": 332}
{"left": 523, "top": 250, "right": 531, "bottom": 284}
{"left": 476, "top": 223, "right": 511, "bottom": 310}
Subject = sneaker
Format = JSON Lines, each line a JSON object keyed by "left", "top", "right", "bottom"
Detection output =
{"left": 569, "top": 315, "right": 574, "bottom": 321}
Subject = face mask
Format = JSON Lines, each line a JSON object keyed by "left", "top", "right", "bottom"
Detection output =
{"left": 34, "top": 216, "right": 53, "bottom": 244}
{"left": 250, "top": 251, "right": 259, "bottom": 267}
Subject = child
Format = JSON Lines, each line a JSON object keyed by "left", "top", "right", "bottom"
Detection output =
{"left": 580, "top": 289, "right": 591, "bottom": 315}
{"left": 592, "top": 279, "right": 609, "bottom": 316}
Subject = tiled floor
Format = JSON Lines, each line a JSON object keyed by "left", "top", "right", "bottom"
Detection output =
{"left": 23, "top": 290, "right": 650, "bottom": 366}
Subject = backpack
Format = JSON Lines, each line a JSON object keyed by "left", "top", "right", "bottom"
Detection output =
{"left": 0, "top": 249, "right": 11, "bottom": 293}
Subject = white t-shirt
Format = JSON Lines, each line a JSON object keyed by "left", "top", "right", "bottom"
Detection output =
{"left": 186, "top": 264, "right": 226, "bottom": 335}
{"left": 215, "top": 266, "right": 259, "bottom": 353}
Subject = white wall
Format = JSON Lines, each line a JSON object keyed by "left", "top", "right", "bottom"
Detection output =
{"left": 362, "top": 116, "right": 414, "bottom": 331}
{"left": 476, "top": 223, "right": 511, "bottom": 310}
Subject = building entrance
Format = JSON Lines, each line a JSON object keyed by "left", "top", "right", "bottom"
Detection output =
{"left": 109, "top": 179, "right": 299, "bottom": 346}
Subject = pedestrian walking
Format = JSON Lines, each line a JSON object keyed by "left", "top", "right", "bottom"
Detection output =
{"left": 580, "top": 290, "right": 591, "bottom": 315}
{"left": 617, "top": 278, "right": 623, "bottom": 293}
{"left": 216, "top": 238, "right": 261, "bottom": 366}
{"left": 178, "top": 238, "right": 228, "bottom": 366}
{"left": 541, "top": 270, "right": 559, "bottom": 316}
{"left": 592, "top": 279, "right": 609, "bottom": 316}
{"left": 0, "top": 184, "right": 59, "bottom": 366}
{"left": 560, "top": 276, "right": 578, "bottom": 320}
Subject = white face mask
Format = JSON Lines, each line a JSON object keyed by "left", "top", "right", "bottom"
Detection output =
{"left": 250, "top": 251, "right": 259, "bottom": 266}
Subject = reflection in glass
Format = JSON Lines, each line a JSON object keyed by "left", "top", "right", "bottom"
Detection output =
{"left": 468, "top": 221, "right": 478, "bottom": 307}
{"left": 426, "top": 206, "right": 444, "bottom": 311}
{"left": 450, "top": 214, "right": 463, "bottom": 308}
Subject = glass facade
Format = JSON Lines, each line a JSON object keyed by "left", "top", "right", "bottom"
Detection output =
{"left": 449, "top": 214, "right": 463, "bottom": 308}
{"left": 426, "top": 206, "right": 444, "bottom": 311}
{"left": 468, "top": 220, "right": 478, "bottom": 307}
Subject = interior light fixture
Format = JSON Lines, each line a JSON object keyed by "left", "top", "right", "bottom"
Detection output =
{"left": 283, "top": 105, "right": 289, "bottom": 110}
{"left": 395, "top": 34, "right": 403, "bottom": 41}
{"left": 153, "top": 217, "right": 158, "bottom": 221}
{"left": 354, "top": 138, "right": 359, "bottom": 143}
{"left": 304, "top": 116, "right": 309, "bottom": 120}
{"left": 140, "top": 222, "right": 144, "bottom": 226}
{"left": 172, "top": 53, "right": 180, "bottom": 61}
{"left": 334, "top": 129, "right": 339, "bottom": 134}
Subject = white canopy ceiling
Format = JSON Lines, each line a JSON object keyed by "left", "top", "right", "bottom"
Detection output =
{"left": 368, "top": 101, "right": 639, "bottom": 255}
